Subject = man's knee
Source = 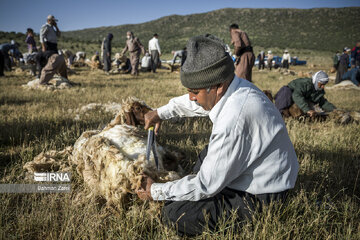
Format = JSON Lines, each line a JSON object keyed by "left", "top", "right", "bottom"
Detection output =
{"left": 162, "top": 201, "right": 205, "bottom": 237}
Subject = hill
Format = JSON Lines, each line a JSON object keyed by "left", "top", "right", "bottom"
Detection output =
{"left": 62, "top": 7, "right": 360, "bottom": 52}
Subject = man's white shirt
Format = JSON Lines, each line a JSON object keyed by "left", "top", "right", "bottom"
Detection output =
{"left": 148, "top": 37, "right": 161, "bottom": 54}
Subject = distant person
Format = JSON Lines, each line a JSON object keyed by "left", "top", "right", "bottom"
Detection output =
{"left": 171, "top": 47, "right": 187, "bottom": 66}
{"left": 119, "top": 55, "right": 131, "bottom": 73}
{"left": 351, "top": 41, "right": 360, "bottom": 68}
{"left": 335, "top": 47, "right": 350, "bottom": 84}
{"left": 90, "top": 51, "right": 102, "bottom": 69}
{"left": 121, "top": 31, "right": 145, "bottom": 76}
{"left": 141, "top": 52, "right": 152, "bottom": 72}
{"left": 0, "top": 42, "right": 20, "bottom": 71}
{"left": 0, "top": 49, "right": 4, "bottom": 77}
{"left": 281, "top": 50, "right": 291, "bottom": 69}
{"left": 25, "top": 28, "right": 37, "bottom": 53}
{"left": 341, "top": 67, "right": 360, "bottom": 86}
{"left": 229, "top": 23, "right": 255, "bottom": 81}
{"left": 35, "top": 50, "right": 68, "bottom": 85}
{"left": 332, "top": 51, "right": 341, "bottom": 72}
{"left": 100, "top": 36, "right": 106, "bottom": 64}
{"left": 23, "top": 52, "right": 38, "bottom": 76}
{"left": 257, "top": 51, "right": 265, "bottom": 70}
{"left": 274, "top": 71, "right": 335, "bottom": 118}
{"left": 267, "top": 50, "right": 273, "bottom": 70}
{"left": 103, "top": 33, "right": 113, "bottom": 74}
{"left": 40, "top": 15, "right": 61, "bottom": 52}
{"left": 75, "top": 51, "right": 86, "bottom": 62}
{"left": 62, "top": 49, "right": 74, "bottom": 68}
{"left": 148, "top": 33, "right": 161, "bottom": 73}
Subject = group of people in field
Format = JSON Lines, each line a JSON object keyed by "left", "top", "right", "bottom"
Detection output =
{"left": 333, "top": 42, "right": 360, "bottom": 86}
{"left": 2, "top": 14, "right": 358, "bottom": 237}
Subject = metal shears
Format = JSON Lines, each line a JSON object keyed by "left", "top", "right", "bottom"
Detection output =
{"left": 145, "top": 127, "right": 159, "bottom": 170}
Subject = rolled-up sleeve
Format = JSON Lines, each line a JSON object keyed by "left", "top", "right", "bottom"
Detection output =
{"left": 157, "top": 94, "right": 209, "bottom": 119}
{"left": 151, "top": 121, "right": 250, "bottom": 201}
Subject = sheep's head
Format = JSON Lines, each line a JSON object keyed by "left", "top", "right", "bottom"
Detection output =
{"left": 106, "top": 97, "right": 152, "bottom": 129}
{"left": 123, "top": 101, "right": 152, "bottom": 126}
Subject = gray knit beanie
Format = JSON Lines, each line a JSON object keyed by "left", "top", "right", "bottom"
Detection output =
{"left": 180, "top": 34, "right": 235, "bottom": 89}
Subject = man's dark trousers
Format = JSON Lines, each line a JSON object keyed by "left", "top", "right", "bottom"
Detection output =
{"left": 151, "top": 50, "right": 159, "bottom": 73}
{"left": 161, "top": 146, "right": 288, "bottom": 237}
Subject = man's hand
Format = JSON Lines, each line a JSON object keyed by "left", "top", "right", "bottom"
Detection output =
{"left": 144, "top": 110, "right": 162, "bottom": 135}
{"left": 307, "top": 110, "right": 317, "bottom": 118}
{"left": 136, "top": 174, "right": 154, "bottom": 200}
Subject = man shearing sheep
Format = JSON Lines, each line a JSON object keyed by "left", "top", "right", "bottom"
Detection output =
{"left": 274, "top": 71, "right": 336, "bottom": 118}
{"left": 136, "top": 34, "right": 299, "bottom": 237}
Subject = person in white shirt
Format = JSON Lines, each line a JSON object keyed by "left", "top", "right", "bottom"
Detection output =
{"left": 148, "top": 33, "right": 161, "bottom": 73}
{"left": 136, "top": 35, "right": 299, "bottom": 236}
{"left": 282, "top": 49, "right": 291, "bottom": 69}
{"left": 141, "top": 52, "right": 152, "bottom": 72}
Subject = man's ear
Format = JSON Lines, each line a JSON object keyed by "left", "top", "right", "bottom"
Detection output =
{"left": 216, "top": 83, "right": 226, "bottom": 96}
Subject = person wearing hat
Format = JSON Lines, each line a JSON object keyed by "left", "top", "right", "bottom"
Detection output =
{"left": 229, "top": 24, "right": 255, "bottom": 81}
{"left": 267, "top": 50, "right": 274, "bottom": 70}
{"left": 40, "top": 15, "right": 61, "bottom": 52}
{"left": 136, "top": 34, "right": 299, "bottom": 237}
{"left": 274, "top": 71, "right": 336, "bottom": 118}
{"left": 335, "top": 48, "right": 350, "bottom": 84}
{"left": 121, "top": 31, "right": 145, "bottom": 76}
{"left": 281, "top": 49, "right": 291, "bottom": 69}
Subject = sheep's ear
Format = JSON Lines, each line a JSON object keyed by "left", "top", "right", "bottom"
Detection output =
{"left": 124, "top": 111, "right": 137, "bottom": 126}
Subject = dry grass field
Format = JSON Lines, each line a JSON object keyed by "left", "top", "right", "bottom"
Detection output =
{"left": 0, "top": 54, "right": 359, "bottom": 239}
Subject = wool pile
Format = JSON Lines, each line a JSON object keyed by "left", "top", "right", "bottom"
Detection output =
{"left": 326, "top": 80, "right": 360, "bottom": 90}
{"left": 22, "top": 76, "right": 73, "bottom": 90}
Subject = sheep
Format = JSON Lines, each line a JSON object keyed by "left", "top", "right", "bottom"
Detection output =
{"left": 24, "top": 97, "right": 184, "bottom": 204}
{"left": 71, "top": 97, "right": 184, "bottom": 204}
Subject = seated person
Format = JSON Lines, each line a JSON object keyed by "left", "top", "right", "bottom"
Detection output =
{"left": 274, "top": 71, "right": 336, "bottom": 117}
{"left": 118, "top": 55, "right": 131, "bottom": 73}
{"left": 141, "top": 52, "right": 151, "bottom": 72}
{"left": 90, "top": 51, "right": 102, "bottom": 69}
{"left": 23, "top": 52, "right": 38, "bottom": 76}
{"left": 36, "top": 50, "right": 68, "bottom": 85}
{"left": 340, "top": 68, "right": 360, "bottom": 86}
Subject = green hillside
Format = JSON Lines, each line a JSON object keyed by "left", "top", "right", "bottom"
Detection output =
{"left": 62, "top": 7, "right": 360, "bottom": 52}
{"left": 1, "top": 7, "right": 359, "bottom": 55}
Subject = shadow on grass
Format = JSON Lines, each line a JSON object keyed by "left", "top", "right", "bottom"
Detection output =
{"left": 296, "top": 146, "right": 360, "bottom": 199}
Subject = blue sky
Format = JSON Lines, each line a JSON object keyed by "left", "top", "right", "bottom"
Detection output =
{"left": 0, "top": 0, "right": 359, "bottom": 33}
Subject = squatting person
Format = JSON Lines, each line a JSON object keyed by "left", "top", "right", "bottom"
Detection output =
{"left": 136, "top": 34, "right": 299, "bottom": 237}
{"left": 274, "top": 71, "right": 336, "bottom": 118}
